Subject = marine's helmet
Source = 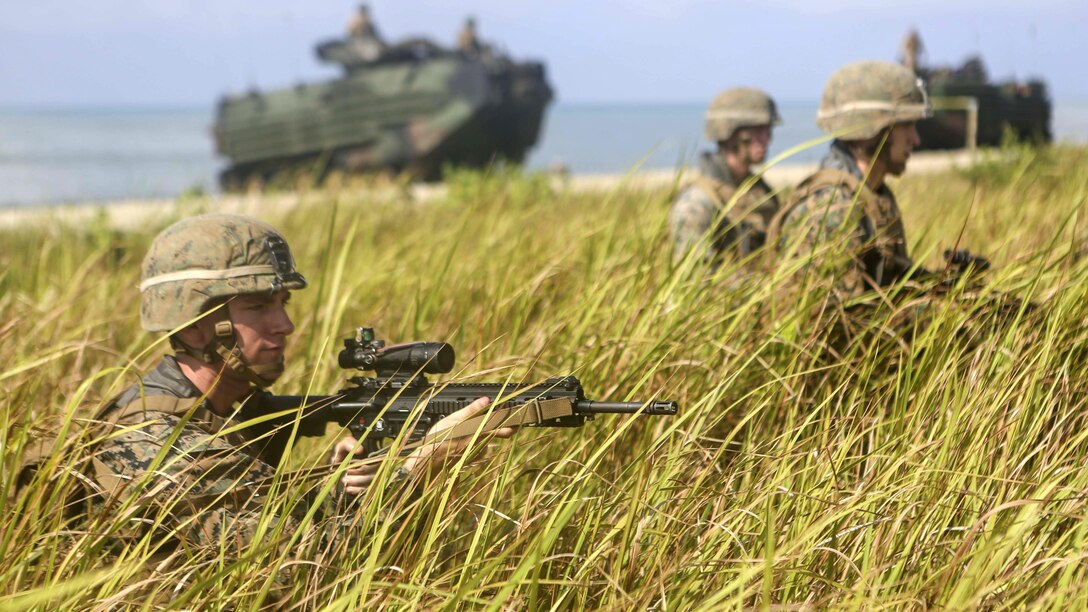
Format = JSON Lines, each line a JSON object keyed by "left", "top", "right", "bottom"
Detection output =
{"left": 704, "top": 88, "right": 782, "bottom": 143}
{"left": 817, "top": 60, "right": 931, "bottom": 140}
{"left": 140, "top": 213, "right": 307, "bottom": 385}
{"left": 140, "top": 213, "right": 307, "bottom": 331}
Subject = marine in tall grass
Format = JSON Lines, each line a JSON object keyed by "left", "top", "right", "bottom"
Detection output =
{"left": 668, "top": 87, "right": 782, "bottom": 268}
{"left": 33, "top": 213, "right": 512, "bottom": 550}
{"left": 769, "top": 60, "right": 990, "bottom": 305}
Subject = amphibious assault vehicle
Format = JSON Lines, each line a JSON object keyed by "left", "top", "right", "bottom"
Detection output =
{"left": 901, "top": 31, "right": 1051, "bottom": 150}
{"left": 213, "top": 18, "right": 553, "bottom": 188}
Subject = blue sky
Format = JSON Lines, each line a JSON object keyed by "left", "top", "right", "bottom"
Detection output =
{"left": 3, "top": 0, "right": 1086, "bottom": 107}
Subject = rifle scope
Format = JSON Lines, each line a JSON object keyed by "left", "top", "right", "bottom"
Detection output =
{"left": 338, "top": 340, "right": 455, "bottom": 375}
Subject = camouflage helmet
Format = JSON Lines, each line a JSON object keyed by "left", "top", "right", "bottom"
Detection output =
{"left": 140, "top": 213, "right": 307, "bottom": 332}
{"left": 704, "top": 88, "right": 781, "bottom": 142}
{"left": 817, "top": 60, "right": 931, "bottom": 140}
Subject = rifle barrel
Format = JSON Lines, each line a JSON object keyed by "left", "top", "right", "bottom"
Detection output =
{"left": 575, "top": 400, "right": 678, "bottom": 415}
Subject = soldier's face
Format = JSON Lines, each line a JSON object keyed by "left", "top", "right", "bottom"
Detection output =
{"left": 226, "top": 290, "right": 295, "bottom": 380}
{"left": 884, "top": 121, "right": 920, "bottom": 176}
{"left": 738, "top": 125, "right": 772, "bottom": 164}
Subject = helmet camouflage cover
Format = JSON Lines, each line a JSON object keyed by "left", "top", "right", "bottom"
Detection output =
{"left": 140, "top": 213, "right": 307, "bottom": 332}
{"left": 817, "top": 60, "right": 931, "bottom": 140}
{"left": 704, "top": 87, "right": 782, "bottom": 142}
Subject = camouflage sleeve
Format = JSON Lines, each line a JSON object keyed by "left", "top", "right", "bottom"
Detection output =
{"left": 668, "top": 185, "right": 725, "bottom": 265}
{"left": 95, "top": 413, "right": 425, "bottom": 553}
{"left": 95, "top": 413, "right": 300, "bottom": 550}
{"left": 776, "top": 186, "right": 873, "bottom": 301}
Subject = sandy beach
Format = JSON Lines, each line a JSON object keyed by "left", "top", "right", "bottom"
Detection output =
{"left": 0, "top": 149, "right": 980, "bottom": 231}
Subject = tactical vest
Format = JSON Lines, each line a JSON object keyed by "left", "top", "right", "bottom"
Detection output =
{"left": 766, "top": 168, "right": 913, "bottom": 287}
{"left": 691, "top": 173, "right": 779, "bottom": 256}
{"left": 16, "top": 393, "right": 208, "bottom": 515}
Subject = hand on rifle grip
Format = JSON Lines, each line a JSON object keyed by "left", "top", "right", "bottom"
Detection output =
{"left": 331, "top": 437, "right": 380, "bottom": 495}
{"left": 944, "top": 248, "right": 991, "bottom": 274}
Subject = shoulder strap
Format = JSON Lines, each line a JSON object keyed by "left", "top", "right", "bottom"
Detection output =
{"left": 17, "top": 393, "right": 204, "bottom": 494}
{"left": 363, "top": 398, "right": 577, "bottom": 459}
{"left": 691, "top": 175, "right": 737, "bottom": 210}
{"left": 101, "top": 393, "right": 203, "bottom": 424}
{"left": 438, "top": 397, "right": 576, "bottom": 441}
{"left": 764, "top": 168, "right": 880, "bottom": 255}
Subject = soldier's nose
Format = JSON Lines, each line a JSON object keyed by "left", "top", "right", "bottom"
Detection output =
{"left": 271, "top": 305, "right": 295, "bottom": 336}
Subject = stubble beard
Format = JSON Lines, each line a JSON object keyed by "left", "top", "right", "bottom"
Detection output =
{"left": 885, "top": 158, "right": 909, "bottom": 177}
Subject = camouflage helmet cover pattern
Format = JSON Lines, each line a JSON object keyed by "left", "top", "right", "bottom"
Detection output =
{"left": 817, "top": 60, "right": 931, "bottom": 140}
{"left": 140, "top": 213, "right": 307, "bottom": 332}
{"left": 704, "top": 87, "right": 782, "bottom": 142}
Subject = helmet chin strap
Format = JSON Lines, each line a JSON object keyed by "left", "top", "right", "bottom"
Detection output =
{"left": 719, "top": 135, "right": 752, "bottom": 182}
{"left": 210, "top": 320, "right": 284, "bottom": 389}
{"left": 735, "top": 139, "right": 751, "bottom": 167}
{"left": 174, "top": 311, "right": 282, "bottom": 389}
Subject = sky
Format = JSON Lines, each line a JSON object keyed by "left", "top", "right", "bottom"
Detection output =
{"left": 3, "top": 0, "right": 1086, "bottom": 108}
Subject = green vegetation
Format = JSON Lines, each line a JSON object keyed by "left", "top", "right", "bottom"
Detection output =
{"left": 2, "top": 146, "right": 1088, "bottom": 609}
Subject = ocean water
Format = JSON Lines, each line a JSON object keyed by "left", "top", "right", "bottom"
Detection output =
{"left": 529, "top": 101, "right": 834, "bottom": 175}
{"left": 1, "top": 101, "right": 1086, "bottom": 207}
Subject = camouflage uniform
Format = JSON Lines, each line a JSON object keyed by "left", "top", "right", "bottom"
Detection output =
{"left": 92, "top": 355, "right": 323, "bottom": 548}
{"left": 769, "top": 60, "right": 930, "bottom": 302}
{"left": 90, "top": 214, "right": 406, "bottom": 551}
{"left": 771, "top": 140, "right": 915, "bottom": 301}
{"left": 669, "top": 87, "right": 781, "bottom": 267}
{"left": 668, "top": 152, "right": 779, "bottom": 266}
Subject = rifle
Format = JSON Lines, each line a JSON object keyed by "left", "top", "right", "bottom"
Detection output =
{"left": 942, "top": 248, "right": 991, "bottom": 276}
{"left": 900, "top": 248, "right": 1036, "bottom": 319}
{"left": 262, "top": 327, "right": 679, "bottom": 456}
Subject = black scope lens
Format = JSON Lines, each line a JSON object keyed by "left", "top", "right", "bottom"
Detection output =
{"left": 338, "top": 341, "right": 455, "bottom": 374}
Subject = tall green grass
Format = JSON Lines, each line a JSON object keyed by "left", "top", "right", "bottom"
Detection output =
{"left": 2, "top": 146, "right": 1088, "bottom": 609}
